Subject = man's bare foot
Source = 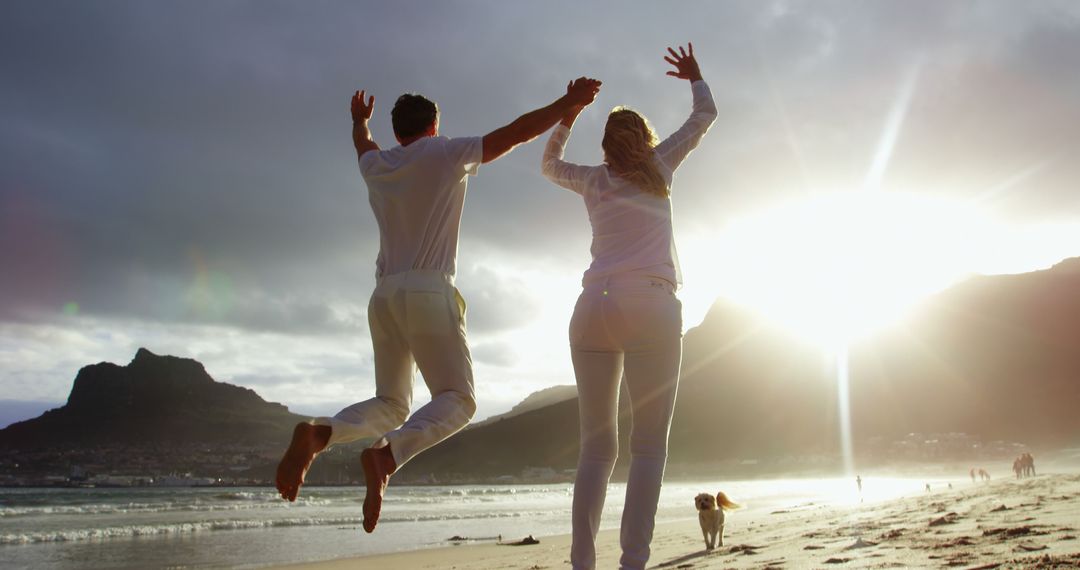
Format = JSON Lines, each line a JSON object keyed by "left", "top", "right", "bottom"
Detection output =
{"left": 361, "top": 444, "right": 397, "bottom": 533}
{"left": 275, "top": 422, "right": 331, "bottom": 502}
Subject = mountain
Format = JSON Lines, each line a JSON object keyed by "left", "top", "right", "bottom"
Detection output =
{"left": 692, "top": 255, "right": 1080, "bottom": 453}
{"left": 397, "top": 259, "right": 1080, "bottom": 479}
{"left": 842, "top": 259, "right": 1080, "bottom": 447}
{"left": 470, "top": 385, "right": 577, "bottom": 428}
{"left": 0, "top": 348, "right": 305, "bottom": 449}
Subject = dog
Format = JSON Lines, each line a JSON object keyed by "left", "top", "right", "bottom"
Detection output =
{"left": 695, "top": 491, "right": 740, "bottom": 550}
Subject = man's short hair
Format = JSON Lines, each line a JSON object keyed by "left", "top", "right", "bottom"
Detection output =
{"left": 391, "top": 93, "right": 438, "bottom": 139}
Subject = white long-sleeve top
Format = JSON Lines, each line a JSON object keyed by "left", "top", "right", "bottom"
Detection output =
{"left": 541, "top": 80, "right": 717, "bottom": 288}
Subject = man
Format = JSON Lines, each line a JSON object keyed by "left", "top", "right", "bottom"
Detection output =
{"left": 276, "top": 77, "right": 602, "bottom": 533}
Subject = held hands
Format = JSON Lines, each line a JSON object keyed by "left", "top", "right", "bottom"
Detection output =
{"left": 561, "top": 77, "right": 602, "bottom": 126}
{"left": 565, "top": 77, "right": 602, "bottom": 109}
{"left": 664, "top": 43, "right": 703, "bottom": 82}
{"left": 351, "top": 90, "right": 375, "bottom": 123}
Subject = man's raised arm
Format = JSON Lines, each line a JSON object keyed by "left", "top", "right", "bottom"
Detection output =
{"left": 351, "top": 90, "right": 380, "bottom": 159}
{"left": 481, "top": 77, "right": 601, "bottom": 164}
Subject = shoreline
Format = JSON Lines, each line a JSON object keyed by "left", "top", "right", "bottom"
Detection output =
{"left": 3, "top": 457, "right": 1057, "bottom": 490}
{"left": 272, "top": 473, "right": 1080, "bottom": 569}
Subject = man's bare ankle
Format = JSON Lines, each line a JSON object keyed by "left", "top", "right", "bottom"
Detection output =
{"left": 377, "top": 443, "right": 397, "bottom": 474}
{"left": 310, "top": 424, "right": 331, "bottom": 450}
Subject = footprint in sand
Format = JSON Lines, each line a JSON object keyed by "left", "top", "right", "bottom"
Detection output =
{"left": 844, "top": 537, "right": 877, "bottom": 549}
{"left": 879, "top": 528, "right": 904, "bottom": 540}
{"left": 928, "top": 512, "right": 960, "bottom": 527}
{"left": 935, "top": 536, "right": 975, "bottom": 548}
{"left": 982, "top": 525, "right": 1050, "bottom": 539}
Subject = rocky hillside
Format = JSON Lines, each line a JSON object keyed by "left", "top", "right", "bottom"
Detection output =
{"left": 0, "top": 348, "right": 304, "bottom": 449}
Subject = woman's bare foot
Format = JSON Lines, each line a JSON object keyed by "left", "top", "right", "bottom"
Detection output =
{"left": 361, "top": 444, "right": 397, "bottom": 533}
{"left": 275, "top": 422, "right": 331, "bottom": 502}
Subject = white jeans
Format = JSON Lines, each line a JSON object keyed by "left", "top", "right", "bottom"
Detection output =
{"left": 568, "top": 277, "right": 683, "bottom": 570}
{"left": 315, "top": 270, "right": 477, "bottom": 467}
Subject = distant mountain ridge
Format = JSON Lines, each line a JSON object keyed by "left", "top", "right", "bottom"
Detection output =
{"left": 0, "top": 348, "right": 304, "bottom": 448}
{"left": 470, "top": 385, "right": 577, "bottom": 428}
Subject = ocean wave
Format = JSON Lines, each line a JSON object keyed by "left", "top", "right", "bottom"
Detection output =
{"left": 433, "top": 487, "right": 571, "bottom": 497}
{"left": 387, "top": 487, "right": 572, "bottom": 503}
{"left": 0, "top": 516, "right": 360, "bottom": 545}
{"left": 0, "top": 508, "right": 572, "bottom": 545}
{"left": 0, "top": 497, "right": 332, "bottom": 518}
{"left": 379, "top": 509, "right": 567, "bottom": 524}
{"left": 212, "top": 491, "right": 273, "bottom": 501}
{"left": 0, "top": 486, "right": 574, "bottom": 521}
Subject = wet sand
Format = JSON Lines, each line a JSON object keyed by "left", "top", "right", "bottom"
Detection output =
{"left": 274, "top": 473, "right": 1080, "bottom": 569}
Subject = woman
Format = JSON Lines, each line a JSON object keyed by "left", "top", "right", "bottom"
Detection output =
{"left": 540, "top": 44, "right": 717, "bottom": 570}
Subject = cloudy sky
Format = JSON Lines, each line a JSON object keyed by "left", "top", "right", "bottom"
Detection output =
{"left": 3, "top": 1, "right": 1079, "bottom": 426}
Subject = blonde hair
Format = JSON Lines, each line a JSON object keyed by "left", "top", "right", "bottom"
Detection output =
{"left": 601, "top": 107, "right": 668, "bottom": 197}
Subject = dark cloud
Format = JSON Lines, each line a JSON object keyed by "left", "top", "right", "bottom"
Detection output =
{"left": 3, "top": 1, "right": 1080, "bottom": 415}
{"left": 457, "top": 264, "right": 540, "bottom": 334}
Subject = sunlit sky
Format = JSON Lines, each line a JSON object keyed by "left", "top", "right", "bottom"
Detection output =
{"left": 2, "top": 1, "right": 1079, "bottom": 425}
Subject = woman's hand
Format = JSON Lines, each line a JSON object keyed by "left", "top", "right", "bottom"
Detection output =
{"left": 664, "top": 43, "right": 703, "bottom": 82}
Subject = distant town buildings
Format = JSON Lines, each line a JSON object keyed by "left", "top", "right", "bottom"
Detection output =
{"left": 862, "top": 432, "right": 1028, "bottom": 462}
{"left": 0, "top": 431, "right": 1033, "bottom": 487}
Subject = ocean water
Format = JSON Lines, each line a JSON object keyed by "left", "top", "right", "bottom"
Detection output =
{"left": 0, "top": 475, "right": 959, "bottom": 569}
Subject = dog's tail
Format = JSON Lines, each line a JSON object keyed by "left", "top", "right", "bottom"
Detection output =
{"left": 717, "top": 491, "right": 741, "bottom": 511}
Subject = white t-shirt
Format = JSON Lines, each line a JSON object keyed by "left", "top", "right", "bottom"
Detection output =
{"left": 359, "top": 136, "right": 483, "bottom": 279}
{"left": 541, "top": 80, "right": 717, "bottom": 287}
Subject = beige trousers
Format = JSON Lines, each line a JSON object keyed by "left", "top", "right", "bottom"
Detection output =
{"left": 315, "top": 270, "right": 476, "bottom": 467}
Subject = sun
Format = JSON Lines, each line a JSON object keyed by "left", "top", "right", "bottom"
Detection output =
{"left": 680, "top": 191, "right": 996, "bottom": 347}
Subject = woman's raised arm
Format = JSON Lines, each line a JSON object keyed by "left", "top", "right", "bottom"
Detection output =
{"left": 654, "top": 43, "right": 718, "bottom": 172}
{"left": 540, "top": 98, "right": 600, "bottom": 195}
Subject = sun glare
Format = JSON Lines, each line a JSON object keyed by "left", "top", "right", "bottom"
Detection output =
{"left": 683, "top": 191, "right": 997, "bottom": 346}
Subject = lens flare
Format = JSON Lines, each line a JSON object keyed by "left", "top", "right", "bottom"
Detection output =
{"left": 186, "top": 248, "right": 235, "bottom": 319}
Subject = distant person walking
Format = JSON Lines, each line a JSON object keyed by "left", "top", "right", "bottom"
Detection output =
{"left": 540, "top": 43, "right": 716, "bottom": 570}
{"left": 275, "top": 76, "right": 601, "bottom": 533}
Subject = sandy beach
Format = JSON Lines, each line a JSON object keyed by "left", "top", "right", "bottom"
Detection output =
{"left": 275, "top": 473, "right": 1080, "bottom": 569}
